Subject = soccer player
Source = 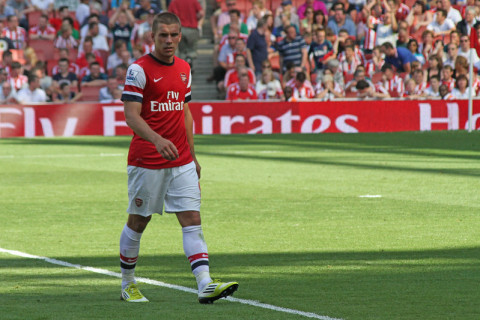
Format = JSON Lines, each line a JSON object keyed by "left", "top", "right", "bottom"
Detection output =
{"left": 120, "top": 12, "right": 238, "bottom": 304}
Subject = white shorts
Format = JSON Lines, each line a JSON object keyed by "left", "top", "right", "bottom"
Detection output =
{"left": 126, "top": 161, "right": 201, "bottom": 216}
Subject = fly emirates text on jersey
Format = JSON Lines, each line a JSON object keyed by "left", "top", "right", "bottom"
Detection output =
{"left": 150, "top": 91, "right": 184, "bottom": 112}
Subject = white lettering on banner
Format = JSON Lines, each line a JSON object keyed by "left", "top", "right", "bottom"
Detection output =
{"left": 301, "top": 115, "right": 331, "bottom": 133}
{"left": 464, "top": 114, "right": 480, "bottom": 130}
{"left": 419, "top": 103, "right": 459, "bottom": 131}
{"left": 277, "top": 110, "right": 300, "bottom": 133}
{"left": 39, "top": 118, "right": 78, "bottom": 137}
{"left": 248, "top": 116, "right": 273, "bottom": 134}
{"left": 103, "top": 106, "right": 127, "bottom": 136}
{"left": 220, "top": 115, "right": 244, "bottom": 134}
{"left": 335, "top": 115, "right": 359, "bottom": 133}
{"left": 201, "top": 105, "right": 213, "bottom": 134}
{"left": 0, "top": 108, "right": 21, "bottom": 137}
{"left": 24, "top": 107, "right": 79, "bottom": 137}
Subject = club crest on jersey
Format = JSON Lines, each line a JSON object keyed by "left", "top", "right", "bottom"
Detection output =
{"left": 135, "top": 198, "right": 143, "bottom": 207}
{"left": 127, "top": 69, "right": 138, "bottom": 81}
{"left": 180, "top": 73, "right": 187, "bottom": 84}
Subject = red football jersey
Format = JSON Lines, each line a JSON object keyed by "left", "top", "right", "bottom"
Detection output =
{"left": 122, "top": 54, "right": 193, "bottom": 169}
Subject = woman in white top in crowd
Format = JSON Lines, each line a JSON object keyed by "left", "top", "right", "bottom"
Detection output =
{"left": 256, "top": 68, "right": 284, "bottom": 100}
{"left": 451, "top": 74, "right": 473, "bottom": 99}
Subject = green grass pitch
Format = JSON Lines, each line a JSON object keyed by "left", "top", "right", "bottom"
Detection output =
{"left": 0, "top": 131, "right": 479, "bottom": 320}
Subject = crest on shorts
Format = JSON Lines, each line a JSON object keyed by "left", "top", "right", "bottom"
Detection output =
{"left": 135, "top": 198, "right": 143, "bottom": 207}
{"left": 180, "top": 73, "right": 187, "bottom": 84}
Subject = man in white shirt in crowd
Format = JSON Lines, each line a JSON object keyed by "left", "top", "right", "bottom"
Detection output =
{"left": 16, "top": 75, "right": 47, "bottom": 103}
{"left": 427, "top": 9, "right": 455, "bottom": 37}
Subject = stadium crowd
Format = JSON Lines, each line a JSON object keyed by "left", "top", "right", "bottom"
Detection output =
{"left": 0, "top": 0, "right": 479, "bottom": 103}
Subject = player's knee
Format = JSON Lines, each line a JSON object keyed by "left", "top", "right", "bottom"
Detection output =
{"left": 176, "top": 211, "right": 201, "bottom": 227}
{"left": 127, "top": 214, "right": 151, "bottom": 233}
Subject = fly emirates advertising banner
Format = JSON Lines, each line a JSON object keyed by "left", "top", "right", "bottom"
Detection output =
{"left": 0, "top": 100, "right": 478, "bottom": 138}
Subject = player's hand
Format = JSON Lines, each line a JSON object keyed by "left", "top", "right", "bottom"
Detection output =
{"left": 154, "top": 137, "right": 179, "bottom": 161}
{"left": 194, "top": 159, "right": 202, "bottom": 179}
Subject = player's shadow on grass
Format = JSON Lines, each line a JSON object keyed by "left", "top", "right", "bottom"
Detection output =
{"left": 1, "top": 247, "right": 479, "bottom": 319}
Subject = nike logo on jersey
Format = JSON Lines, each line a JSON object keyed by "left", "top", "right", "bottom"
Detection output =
{"left": 154, "top": 77, "right": 163, "bottom": 82}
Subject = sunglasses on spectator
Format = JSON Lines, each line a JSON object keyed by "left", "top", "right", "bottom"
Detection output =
{"left": 228, "top": 36, "right": 237, "bottom": 39}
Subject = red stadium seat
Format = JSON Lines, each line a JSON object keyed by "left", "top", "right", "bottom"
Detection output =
{"left": 344, "top": 73, "right": 354, "bottom": 83}
{"left": 29, "top": 39, "right": 56, "bottom": 62}
{"left": 27, "top": 10, "right": 43, "bottom": 27}
{"left": 269, "top": 54, "right": 281, "bottom": 71}
{"left": 345, "top": 90, "right": 357, "bottom": 98}
{"left": 79, "top": 85, "right": 102, "bottom": 102}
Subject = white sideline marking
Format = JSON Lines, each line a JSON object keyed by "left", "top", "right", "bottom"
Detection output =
{"left": 0, "top": 153, "right": 125, "bottom": 159}
{"left": 0, "top": 247, "right": 342, "bottom": 320}
{"left": 358, "top": 195, "right": 382, "bottom": 198}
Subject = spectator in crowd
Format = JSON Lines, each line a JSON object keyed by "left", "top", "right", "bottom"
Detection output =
{"left": 222, "top": 54, "right": 255, "bottom": 94}
{"left": 0, "top": 50, "right": 14, "bottom": 75}
{"left": 340, "top": 45, "right": 362, "bottom": 77}
{"left": 223, "top": 9, "right": 248, "bottom": 36}
{"left": 139, "top": 30, "right": 155, "bottom": 54}
{"left": 0, "top": 80, "right": 18, "bottom": 104}
{"left": 396, "top": 28, "right": 410, "bottom": 48}
{"left": 456, "top": 6, "right": 479, "bottom": 36}
{"left": 29, "top": 14, "right": 56, "bottom": 41}
{"left": 424, "top": 75, "right": 441, "bottom": 98}
{"left": 169, "top": 0, "right": 204, "bottom": 68}
{"left": 211, "top": 0, "right": 241, "bottom": 44}
{"left": 76, "top": 36, "right": 104, "bottom": 69}
{"left": 365, "top": 46, "right": 385, "bottom": 77}
{"left": 80, "top": 14, "right": 109, "bottom": 39}
{"left": 55, "top": 82, "right": 82, "bottom": 102}
{"left": 52, "top": 58, "right": 78, "bottom": 92}
{"left": 356, "top": 79, "right": 390, "bottom": 99}
{"left": 381, "top": 42, "right": 416, "bottom": 73}
{"left": 114, "top": 63, "right": 128, "bottom": 84}
{"left": 99, "top": 75, "right": 122, "bottom": 102}
{"left": 312, "top": 9, "right": 327, "bottom": 31}
{"left": 277, "top": 25, "right": 308, "bottom": 73}
{"left": 132, "top": 44, "right": 144, "bottom": 60}
{"left": 435, "top": 0, "right": 462, "bottom": 25}
{"left": 315, "top": 74, "right": 344, "bottom": 100}
{"left": 273, "top": 8, "right": 300, "bottom": 38}
{"left": 300, "top": 7, "right": 315, "bottom": 34}
{"left": 345, "top": 68, "right": 374, "bottom": 93}
{"left": 226, "top": 38, "right": 248, "bottom": 70}
{"left": 427, "top": 9, "right": 455, "bottom": 37}
{"left": 226, "top": 73, "right": 258, "bottom": 100}
{"left": 132, "top": 8, "right": 155, "bottom": 43}
{"left": 16, "top": 74, "right": 47, "bottom": 103}
{"left": 412, "top": 69, "right": 427, "bottom": 94}
{"left": 256, "top": 68, "right": 283, "bottom": 100}
{"left": 324, "top": 59, "right": 344, "bottom": 88}
{"left": 327, "top": 2, "right": 356, "bottom": 36}
{"left": 362, "top": 1, "right": 383, "bottom": 54}
{"left": 405, "top": 1, "right": 432, "bottom": 32}
{"left": 54, "top": 24, "right": 79, "bottom": 49}
{"left": 247, "top": 16, "right": 268, "bottom": 76}
{"left": 81, "top": 61, "right": 108, "bottom": 87}
{"left": 80, "top": 22, "right": 109, "bottom": 52}
{"left": 31, "top": 64, "right": 53, "bottom": 100}
{"left": 402, "top": 78, "right": 423, "bottom": 99}
{"left": 308, "top": 28, "right": 334, "bottom": 75}
{"left": 76, "top": 0, "right": 90, "bottom": 26}
{"left": 458, "top": 34, "right": 480, "bottom": 66}
{"left": 134, "top": 0, "right": 160, "bottom": 20}
{"left": 375, "top": 3, "right": 398, "bottom": 46}
{"left": 49, "top": 6, "right": 80, "bottom": 32}
{"left": 7, "top": 0, "right": 34, "bottom": 30}
{"left": 444, "top": 43, "right": 458, "bottom": 68}
{"left": 8, "top": 61, "right": 27, "bottom": 91}
{"left": 208, "top": 30, "right": 239, "bottom": 83}
{"left": 297, "top": 0, "right": 327, "bottom": 19}
{"left": 439, "top": 83, "right": 454, "bottom": 100}
{"left": 274, "top": 0, "right": 300, "bottom": 31}
{"left": 1, "top": 14, "right": 26, "bottom": 49}
{"left": 441, "top": 65, "right": 455, "bottom": 91}
{"left": 426, "top": 55, "right": 443, "bottom": 81}
{"left": 107, "top": 40, "right": 129, "bottom": 75}
{"left": 247, "top": 0, "right": 269, "bottom": 32}
{"left": 378, "top": 63, "right": 404, "bottom": 97}
{"left": 291, "top": 71, "right": 315, "bottom": 100}
{"left": 451, "top": 74, "right": 473, "bottom": 99}
{"left": 283, "top": 85, "right": 294, "bottom": 101}
{"left": 52, "top": 49, "right": 80, "bottom": 75}
{"left": 59, "top": 17, "right": 80, "bottom": 40}
{"left": 79, "top": 53, "right": 106, "bottom": 80}
{"left": 109, "top": 2, "right": 135, "bottom": 53}
{"left": 407, "top": 39, "right": 425, "bottom": 65}
{"left": 0, "top": 0, "right": 15, "bottom": 21}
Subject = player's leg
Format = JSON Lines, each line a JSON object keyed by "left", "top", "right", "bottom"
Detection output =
{"left": 120, "top": 166, "right": 170, "bottom": 302}
{"left": 166, "top": 162, "right": 238, "bottom": 304}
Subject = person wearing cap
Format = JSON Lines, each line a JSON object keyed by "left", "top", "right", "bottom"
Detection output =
{"left": 135, "top": 0, "right": 160, "bottom": 20}
{"left": 274, "top": 0, "right": 300, "bottom": 31}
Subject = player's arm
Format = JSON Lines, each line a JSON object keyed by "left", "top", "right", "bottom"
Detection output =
{"left": 124, "top": 100, "right": 179, "bottom": 160}
{"left": 184, "top": 103, "right": 201, "bottom": 179}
